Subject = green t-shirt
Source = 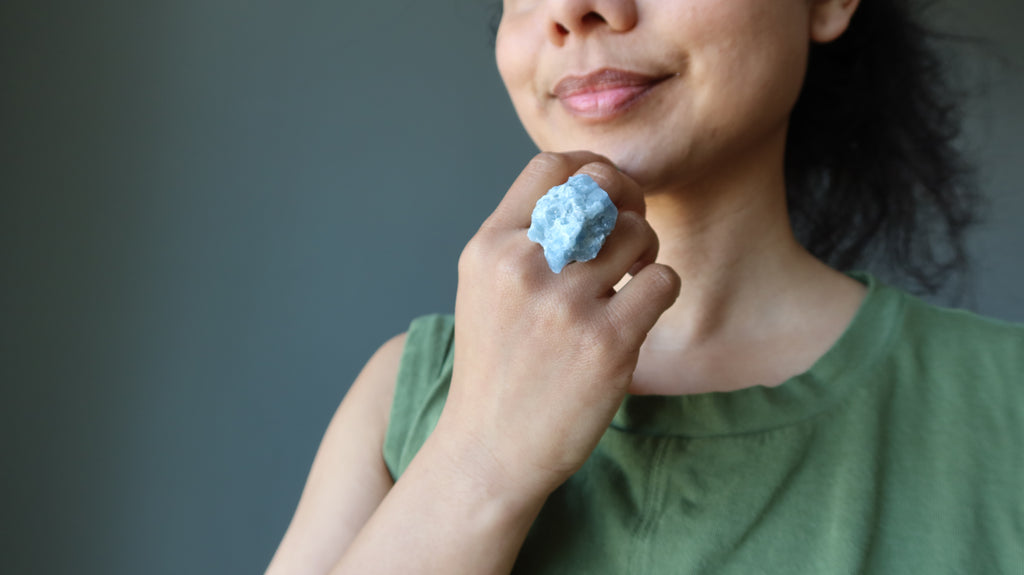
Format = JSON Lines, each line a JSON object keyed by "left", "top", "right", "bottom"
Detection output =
{"left": 383, "top": 272, "right": 1024, "bottom": 573}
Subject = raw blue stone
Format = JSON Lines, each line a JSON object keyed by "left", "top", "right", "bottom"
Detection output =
{"left": 527, "top": 174, "right": 618, "bottom": 273}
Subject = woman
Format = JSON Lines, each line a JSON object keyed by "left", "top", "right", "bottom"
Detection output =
{"left": 268, "top": 0, "right": 1023, "bottom": 573}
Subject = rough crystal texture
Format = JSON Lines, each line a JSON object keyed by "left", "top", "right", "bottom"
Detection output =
{"left": 527, "top": 174, "right": 618, "bottom": 273}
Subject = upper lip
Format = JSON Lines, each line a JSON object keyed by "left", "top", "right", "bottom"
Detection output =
{"left": 552, "top": 68, "right": 671, "bottom": 98}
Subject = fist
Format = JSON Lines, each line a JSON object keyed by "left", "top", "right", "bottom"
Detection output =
{"left": 435, "top": 151, "right": 681, "bottom": 499}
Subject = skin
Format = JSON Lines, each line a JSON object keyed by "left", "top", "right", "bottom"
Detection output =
{"left": 434, "top": 0, "right": 873, "bottom": 525}
{"left": 498, "top": 0, "right": 809, "bottom": 192}
{"left": 272, "top": 2, "right": 873, "bottom": 573}
{"left": 492, "top": 0, "right": 868, "bottom": 397}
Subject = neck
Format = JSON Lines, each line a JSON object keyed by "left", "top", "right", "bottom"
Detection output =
{"left": 617, "top": 133, "right": 865, "bottom": 394}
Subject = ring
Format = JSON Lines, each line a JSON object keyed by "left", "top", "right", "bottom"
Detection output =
{"left": 527, "top": 174, "right": 618, "bottom": 273}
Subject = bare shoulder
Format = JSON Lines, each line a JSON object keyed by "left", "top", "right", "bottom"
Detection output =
{"left": 343, "top": 332, "right": 407, "bottom": 431}
{"left": 266, "top": 333, "right": 407, "bottom": 575}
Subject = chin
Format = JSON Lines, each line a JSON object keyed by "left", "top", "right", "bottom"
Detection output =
{"left": 597, "top": 146, "right": 687, "bottom": 192}
{"left": 536, "top": 129, "right": 695, "bottom": 192}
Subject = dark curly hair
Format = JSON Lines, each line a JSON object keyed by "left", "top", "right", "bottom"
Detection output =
{"left": 489, "top": 0, "right": 984, "bottom": 298}
{"left": 786, "top": 0, "right": 982, "bottom": 298}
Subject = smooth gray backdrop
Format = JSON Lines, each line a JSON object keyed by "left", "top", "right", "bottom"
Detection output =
{"left": 2, "top": 1, "right": 1021, "bottom": 574}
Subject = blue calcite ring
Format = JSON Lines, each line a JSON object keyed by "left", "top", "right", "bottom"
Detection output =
{"left": 527, "top": 174, "right": 618, "bottom": 273}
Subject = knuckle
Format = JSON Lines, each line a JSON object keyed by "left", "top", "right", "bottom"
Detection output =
{"left": 578, "top": 161, "right": 618, "bottom": 189}
{"left": 645, "top": 264, "right": 681, "bottom": 299}
{"left": 594, "top": 326, "right": 623, "bottom": 356}
{"left": 614, "top": 211, "right": 651, "bottom": 243}
{"left": 616, "top": 209, "right": 645, "bottom": 230}
{"left": 584, "top": 317, "right": 630, "bottom": 366}
{"left": 458, "top": 235, "right": 486, "bottom": 274}
{"left": 640, "top": 218, "right": 660, "bottom": 252}
{"left": 631, "top": 213, "right": 659, "bottom": 247}
{"left": 494, "top": 241, "right": 543, "bottom": 292}
{"left": 600, "top": 306, "right": 649, "bottom": 359}
{"left": 528, "top": 152, "right": 571, "bottom": 175}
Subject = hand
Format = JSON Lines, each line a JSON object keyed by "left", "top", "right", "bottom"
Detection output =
{"left": 433, "top": 151, "right": 681, "bottom": 502}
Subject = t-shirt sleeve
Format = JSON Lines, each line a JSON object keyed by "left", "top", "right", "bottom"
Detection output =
{"left": 382, "top": 314, "right": 456, "bottom": 481}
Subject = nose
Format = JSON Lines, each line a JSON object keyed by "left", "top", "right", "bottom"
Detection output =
{"left": 547, "top": 0, "right": 638, "bottom": 45}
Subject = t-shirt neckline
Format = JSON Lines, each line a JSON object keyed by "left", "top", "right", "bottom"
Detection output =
{"left": 609, "top": 271, "right": 905, "bottom": 438}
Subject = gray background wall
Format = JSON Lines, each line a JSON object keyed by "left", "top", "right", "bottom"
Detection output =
{"left": 2, "top": 1, "right": 1020, "bottom": 574}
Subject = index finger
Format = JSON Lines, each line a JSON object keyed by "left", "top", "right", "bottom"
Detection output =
{"left": 483, "top": 151, "right": 643, "bottom": 231}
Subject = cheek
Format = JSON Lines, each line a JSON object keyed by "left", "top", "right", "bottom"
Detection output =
{"left": 496, "top": 22, "right": 551, "bottom": 145}
{"left": 495, "top": 19, "right": 541, "bottom": 102}
{"left": 494, "top": 23, "right": 516, "bottom": 87}
{"left": 689, "top": 3, "right": 810, "bottom": 125}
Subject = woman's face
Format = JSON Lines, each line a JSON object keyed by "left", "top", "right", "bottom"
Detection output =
{"left": 495, "top": 0, "right": 817, "bottom": 189}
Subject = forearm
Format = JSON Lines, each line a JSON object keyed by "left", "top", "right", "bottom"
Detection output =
{"left": 329, "top": 429, "right": 549, "bottom": 575}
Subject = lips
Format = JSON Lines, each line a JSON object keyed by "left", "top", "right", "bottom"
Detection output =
{"left": 552, "top": 68, "right": 672, "bottom": 121}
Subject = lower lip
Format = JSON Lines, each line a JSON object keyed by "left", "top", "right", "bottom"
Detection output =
{"left": 557, "top": 81, "right": 664, "bottom": 121}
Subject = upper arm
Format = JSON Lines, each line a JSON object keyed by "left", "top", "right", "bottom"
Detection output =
{"left": 266, "top": 332, "right": 406, "bottom": 575}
